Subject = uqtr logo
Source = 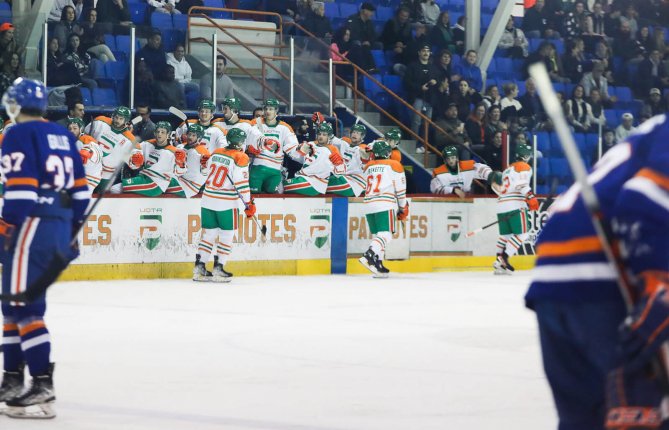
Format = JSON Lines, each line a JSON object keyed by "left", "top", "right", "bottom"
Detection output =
{"left": 139, "top": 208, "right": 163, "bottom": 250}
{"left": 309, "top": 214, "right": 330, "bottom": 249}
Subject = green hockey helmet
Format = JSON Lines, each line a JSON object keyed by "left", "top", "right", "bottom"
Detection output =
{"left": 384, "top": 127, "right": 402, "bottom": 143}
{"left": 263, "top": 98, "right": 280, "bottom": 109}
{"left": 351, "top": 123, "right": 367, "bottom": 137}
{"left": 155, "top": 121, "right": 172, "bottom": 134}
{"left": 223, "top": 97, "right": 241, "bottom": 112}
{"left": 372, "top": 140, "right": 392, "bottom": 159}
{"left": 112, "top": 106, "right": 131, "bottom": 121}
{"left": 515, "top": 142, "right": 533, "bottom": 161}
{"left": 67, "top": 117, "right": 85, "bottom": 130}
{"left": 187, "top": 123, "right": 205, "bottom": 139}
{"left": 317, "top": 122, "right": 334, "bottom": 138}
{"left": 198, "top": 99, "right": 216, "bottom": 111}
{"left": 442, "top": 145, "right": 458, "bottom": 159}
{"left": 226, "top": 127, "right": 247, "bottom": 149}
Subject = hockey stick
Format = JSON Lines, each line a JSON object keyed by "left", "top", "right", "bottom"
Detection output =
{"left": 529, "top": 63, "right": 669, "bottom": 389}
{"left": 225, "top": 172, "right": 268, "bottom": 241}
{"left": 0, "top": 116, "right": 142, "bottom": 303}
{"left": 169, "top": 106, "right": 188, "bottom": 123}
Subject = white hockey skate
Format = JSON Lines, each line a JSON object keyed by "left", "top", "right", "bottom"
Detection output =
{"left": 493, "top": 253, "right": 514, "bottom": 275}
{"left": 4, "top": 363, "right": 56, "bottom": 419}
{"left": 0, "top": 363, "right": 24, "bottom": 416}
{"left": 193, "top": 262, "right": 213, "bottom": 282}
{"left": 211, "top": 257, "right": 232, "bottom": 283}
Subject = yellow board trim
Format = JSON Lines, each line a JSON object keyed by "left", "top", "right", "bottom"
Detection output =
{"left": 347, "top": 255, "right": 536, "bottom": 274}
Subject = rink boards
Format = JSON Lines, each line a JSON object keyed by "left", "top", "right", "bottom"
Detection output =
{"left": 61, "top": 195, "right": 549, "bottom": 280}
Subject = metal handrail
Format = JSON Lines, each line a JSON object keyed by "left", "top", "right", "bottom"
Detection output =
{"left": 187, "top": 13, "right": 328, "bottom": 111}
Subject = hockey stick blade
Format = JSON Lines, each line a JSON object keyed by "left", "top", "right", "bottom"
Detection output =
{"left": 169, "top": 106, "right": 188, "bottom": 122}
{"left": 131, "top": 115, "right": 142, "bottom": 126}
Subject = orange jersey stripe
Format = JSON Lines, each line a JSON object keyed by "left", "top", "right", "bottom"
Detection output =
{"left": 19, "top": 320, "right": 46, "bottom": 336}
{"left": 74, "top": 178, "right": 88, "bottom": 187}
{"left": 3, "top": 323, "right": 18, "bottom": 331}
{"left": 536, "top": 236, "right": 603, "bottom": 258}
{"left": 6, "top": 178, "right": 39, "bottom": 187}
{"left": 637, "top": 168, "right": 669, "bottom": 192}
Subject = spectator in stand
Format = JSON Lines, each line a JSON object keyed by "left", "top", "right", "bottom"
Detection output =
{"left": 252, "top": 107, "right": 263, "bottom": 119}
{"left": 519, "top": 77, "right": 546, "bottom": 130}
{"left": 638, "top": 50, "right": 669, "bottom": 96}
{"left": 331, "top": 27, "right": 353, "bottom": 82}
{"left": 96, "top": 0, "right": 133, "bottom": 31}
{"left": 56, "top": 100, "right": 86, "bottom": 128}
{"left": 587, "top": 1, "right": 608, "bottom": 37}
{"left": 153, "top": 65, "right": 185, "bottom": 109}
{"left": 293, "top": 117, "right": 313, "bottom": 143}
{"left": 430, "top": 74, "right": 451, "bottom": 120}
{"left": 176, "top": 0, "right": 203, "bottom": 14}
{"left": 642, "top": 87, "right": 668, "bottom": 117}
{"left": 484, "top": 130, "right": 504, "bottom": 171}
{"left": 498, "top": 17, "right": 529, "bottom": 59}
{"left": 0, "top": 52, "right": 22, "bottom": 97}
{"left": 147, "top": 0, "right": 181, "bottom": 14}
{"left": 454, "top": 50, "right": 483, "bottom": 92}
{"left": 565, "top": 84, "right": 593, "bottom": 133}
{"left": 345, "top": 2, "right": 379, "bottom": 73}
{"left": 430, "top": 12, "right": 456, "bottom": 53}
{"left": 482, "top": 85, "right": 501, "bottom": 110}
{"left": 484, "top": 105, "right": 507, "bottom": 146}
{"left": 465, "top": 103, "right": 487, "bottom": 153}
{"left": 0, "top": 23, "right": 23, "bottom": 69}
{"left": 652, "top": 27, "right": 669, "bottom": 58}
{"left": 44, "top": 37, "right": 81, "bottom": 87}
{"left": 63, "top": 33, "right": 98, "bottom": 92}
{"left": 200, "top": 55, "right": 235, "bottom": 107}
{"left": 434, "top": 103, "right": 472, "bottom": 157}
{"left": 563, "top": 1, "right": 588, "bottom": 38}
{"left": 80, "top": 8, "right": 117, "bottom": 63}
{"left": 452, "top": 15, "right": 465, "bottom": 54}
{"left": 167, "top": 44, "right": 198, "bottom": 94}
{"left": 130, "top": 58, "right": 156, "bottom": 106}
{"left": 400, "top": 0, "right": 422, "bottom": 22}
{"left": 591, "top": 41, "right": 616, "bottom": 85}
{"left": 404, "top": 45, "right": 439, "bottom": 153}
{"left": 406, "top": 23, "right": 430, "bottom": 65}
{"left": 619, "top": 4, "right": 639, "bottom": 36}
{"left": 133, "top": 104, "right": 156, "bottom": 142}
{"left": 431, "top": 49, "right": 452, "bottom": 83}
{"left": 54, "top": 5, "right": 83, "bottom": 53}
{"left": 523, "top": 0, "right": 550, "bottom": 39}
{"left": 524, "top": 41, "right": 568, "bottom": 83}
{"left": 451, "top": 79, "right": 482, "bottom": 122}
{"left": 587, "top": 88, "right": 606, "bottom": 131}
{"left": 546, "top": 42, "right": 570, "bottom": 83}
{"left": 420, "top": 0, "right": 440, "bottom": 26}
{"left": 615, "top": 112, "right": 636, "bottom": 143}
{"left": 266, "top": 0, "right": 300, "bottom": 24}
{"left": 580, "top": 61, "right": 617, "bottom": 107}
{"left": 612, "top": 20, "right": 645, "bottom": 64}
{"left": 593, "top": 128, "right": 616, "bottom": 160}
{"left": 637, "top": 25, "right": 654, "bottom": 53}
{"left": 49, "top": 0, "right": 83, "bottom": 22}
{"left": 302, "top": 1, "right": 333, "bottom": 56}
{"left": 380, "top": 7, "right": 413, "bottom": 74}
{"left": 562, "top": 38, "right": 589, "bottom": 84}
{"left": 500, "top": 82, "right": 523, "bottom": 124}
{"left": 138, "top": 28, "right": 168, "bottom": 78}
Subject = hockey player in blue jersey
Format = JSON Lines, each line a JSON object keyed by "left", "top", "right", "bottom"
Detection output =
{"left": 0, "top": 78, "right": 90, "bottom": 419}
{"left": 527, "top": 114, "right": 669, "bottom": 429}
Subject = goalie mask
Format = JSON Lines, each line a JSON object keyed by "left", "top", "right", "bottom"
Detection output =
{"left": 226, "top": 127, "right": 247, "bottom": 150}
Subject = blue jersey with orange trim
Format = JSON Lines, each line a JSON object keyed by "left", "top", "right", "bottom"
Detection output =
{"left": 526, "top": 114, "right": 669, "bottom": 307}
{"left": 1, "top": 120, "right": 90, "bottom": 226}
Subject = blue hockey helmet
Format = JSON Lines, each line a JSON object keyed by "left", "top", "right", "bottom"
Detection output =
{"left": 2, "top": 78, "right": 48, "bottom": 121}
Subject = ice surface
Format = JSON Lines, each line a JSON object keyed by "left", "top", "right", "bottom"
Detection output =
{"left": 2, "top": 272, "right": 556, "bottom": 430}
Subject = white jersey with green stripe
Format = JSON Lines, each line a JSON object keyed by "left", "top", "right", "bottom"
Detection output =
{"left": 202, "top": 148, "right": 250, "bottom": 212}
{"left": 174, "top": 143, "right": 209, "bottom": 198}
{"left": 249, "top": 118, "right": 301, "bottom": 170}
{"left": 138, "top": 141, "right": 184, "bottom": 192}
{"left": 430, "top": 160, "right": 492, "bottom": 194}
{"left": 176, "top": 120, "right": 228, "bottom": 154}
{"left": 294, "top": 143, "right": 342, "bottom": 194}
{"left": 496, "top": 161, "right": 533, "bottom": 213}
{"left": 84, "top": 117, "right": 142, "bottom": 180}
{"left": 363, "top": 159, "right": 407, "bottom": 213}
{"left": 214, "top": 118, "right": 264, "bottom": 151}
{"left": 76, "top": 135, "right": 103, "bottom": 193}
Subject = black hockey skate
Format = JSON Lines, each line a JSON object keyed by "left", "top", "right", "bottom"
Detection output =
{"left": 358, "top": 248, "right": 379, "bottom": 275}
{"left": 212, "top": 256, "right": 232, "bottom": 283}
{"left": 5, "top": 363, "right": 55, "bottom": 419}
{"left": 493, "top": 252, "right": 515, "bottom": 275}
{"left": 193, "top": 254, "right": 213, "bottom": 282}
{"left": 0, "top": 362, "right": 25, "bottom": 412}
{"left": 372, "top": 254, "right": 390, "bottom": 278}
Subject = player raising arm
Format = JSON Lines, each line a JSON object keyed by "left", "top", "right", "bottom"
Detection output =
{"left": 430, "top": 145, "right": 500, "bottom": 198}
{"left": 68, "top": 117, "right": 103, "bottom": 195}
{"left": 326, "top": 123, "right": 368, "bottom": 197}
{"left": 166, "top": 123, "right": 210, "bottom": 197}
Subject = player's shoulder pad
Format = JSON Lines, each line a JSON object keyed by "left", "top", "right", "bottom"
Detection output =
{"left": 433, "top": 164, "right": 448, "bottom": 177}
{"left": 512, "top": 161, "right": 531, "bottom": 172}
{"left": 342, "top": 136, "right": 352, "bottom": 144}
{"left": 459, "top": 160, "right": 475, "bottom": 171}
{"left": 367, "top": 159, "right": 404, "bottom": 173}
{"left": 234, "top": 151, "right": 250, "bottom": 167}
{"left": 195, "top": 144, "right": 210, "bottom": 155}
{"left": 390, "top": 148, "right": 402, "bottom": 162}
{"left": 278, "top": 121, "right": 295, "bottom": 133}
{"left": 326, "top": 144, "right": 341, "bottom": 155}
{"left": 122, "top": 130, "right": 136, "bottom": 141}
{"left": 94, "top": 115, "right": 112, "bottom": 125}
{"left": 211, "top": 123, "right": 227, "bottom": 134}
{"left": 164, "top": 144, "right": 179, "bottom": 153}
{"left": 79, "top": 134, "right": 97, "bottom": 145}
{"left": 238, "top": 119, "right": 252, "bottom": 125}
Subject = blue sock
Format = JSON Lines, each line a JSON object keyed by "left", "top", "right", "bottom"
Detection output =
{"left": 2, "top": 321, "right": 23, "bottom": 372}
{"left": 19, "top": 320, "right": 51, "bottom": 376}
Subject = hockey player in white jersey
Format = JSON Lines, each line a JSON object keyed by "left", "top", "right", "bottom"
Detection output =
{"left": 493, "top": 143, "right": 539, "bottom": 274}
{"left": 430, "top": 146, "right": 500, "bottom": 198}
{"left": 213, "top": 97, "right": 264, "bottom": 151}
{"left": 166, "top": 123, "right": 211, "bottom": 197}
{"left": 359, "top": 140, "right": 409, "bottom": 277}
{"left": 247, "top": 98, "right": 301, "bottom": 193}
{"left": 175, "top": 99, "right": 227, "bottom": 154}
{"left": 68, "top": 118, "right": 103, "bottom": 194}
{"left": 84, "top": 106, "right": 144, "bottom": 192}
{"left": 112, "top": 121, "right": 186, "bottom": 196}
{"left": 326, "top": 123, "right": 368, "bottom": 197}
{"left": 284, "top": 122, "right": 346, "bottom": 195}
{"left": 194, "top": 128, "right": 256, "bottom": 282}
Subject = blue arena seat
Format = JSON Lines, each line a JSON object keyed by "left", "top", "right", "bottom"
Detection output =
{"left": 103, "top": 34, "right": 116, "bottom": 51}
{"left": 80, "top": 87, "right": 92, "bottom": 105}
{"left": 129, "top": 3, "right": 147, "bottom": 25}
{"left": 92, "top": 88, "right": 118, "bottom": 106}
{"left": 376, "top": 6, "right": 393, "bottom": 22}
{"left": 150, "top": 12, "right": 173, "bottom": 29}
{"left": 324, "top": 2, "right": 340, "bottom": 18}
{"left": 339, "top": 3, "right": 358, "bottom": 18}
{"left": 383, "top": 74, "right": 403, "bottom": 95}
{"left": 173, "top": 14, "right": 188, "bottom": 30}
{"left": 363, "top": 74, "right": 383, "bottom": 99}
{"left": 550, "top": 157, "right": 572, "bottom": 182}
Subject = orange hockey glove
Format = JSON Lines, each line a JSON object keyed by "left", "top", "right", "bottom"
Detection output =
{"left": 200, "top": 153, "right": 210, "bottom": 169}
{"left": 0, "top": 218, "right": 16, "bottom": 251}
{"left": 526, "top": 193, "right": 539, "bottom": 211}
{"left": 244, "top": 200, "right": 257, "bottom": 217}
{"left": 130, "top": 151, "right": 144, "bottom": 168}
{"left": 174, "top": 149, "right": 186, "bottom": 168}
{"left": 397, "top": 202, "right": 409, "bottom": 221}
{"left": 329, "top": 151, "right": 344, "bottom": 166}
{"left": 247, "top": 145, "right": 261, "bottom": 157}
{"left": 79, "top": 148, "right": 93, "bottom": 165}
